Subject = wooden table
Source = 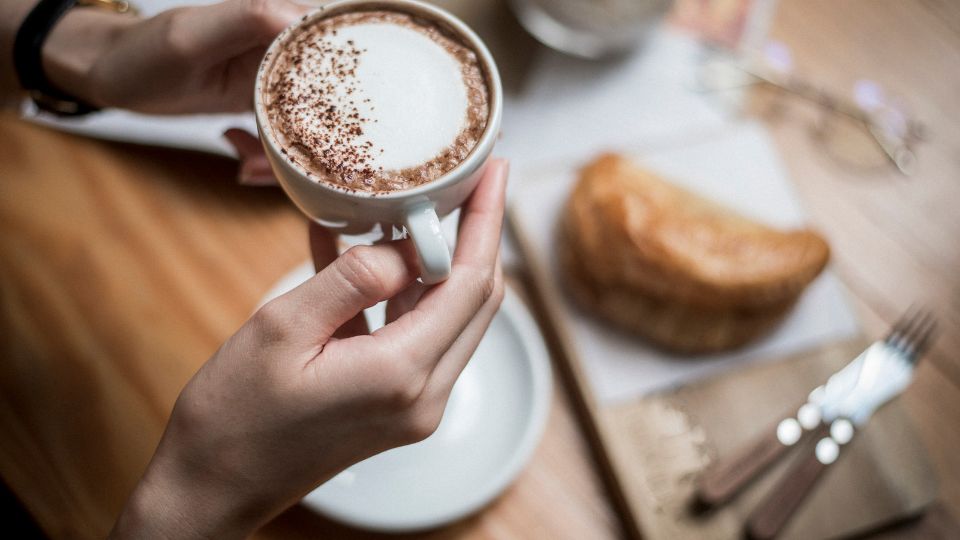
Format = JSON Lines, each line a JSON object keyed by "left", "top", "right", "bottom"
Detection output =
{"left": 757, "top": 0, "right": 960, "bottom": 527}
{"left": 0, "top": 0, "right": 957, "bottom": 538}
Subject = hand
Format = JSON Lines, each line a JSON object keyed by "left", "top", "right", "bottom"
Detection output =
{"left": 43, "top": 0, "right": 310, "bottom": 114}
{"left": 225, "top": 128, "right": 279, "bottom": 185}
{"left": 110, "top": 159, "right": 509, "bottom": 539}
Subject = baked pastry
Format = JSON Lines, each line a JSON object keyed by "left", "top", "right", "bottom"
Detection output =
{"left": 559, "top": 153, "right": 830, "bottom": 353}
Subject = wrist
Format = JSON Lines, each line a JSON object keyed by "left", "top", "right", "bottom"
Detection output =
{"left": 41, "top": 6, "right": 136, "bottom": 108}
{"left": 110, "top": 443, "right": 260, "bottom": 540}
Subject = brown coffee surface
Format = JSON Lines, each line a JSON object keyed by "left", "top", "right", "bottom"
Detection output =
{"left": 261, "top": 10, "right": 489, "bottom": 193}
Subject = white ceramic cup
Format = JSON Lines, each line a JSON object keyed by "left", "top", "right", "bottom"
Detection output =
{"left": 254, "top": 0, "right": 502, "bottom": 284}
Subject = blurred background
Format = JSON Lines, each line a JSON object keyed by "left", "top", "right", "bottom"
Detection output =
{"left": 1, "top": 0, "right": 958, "bottom": 538}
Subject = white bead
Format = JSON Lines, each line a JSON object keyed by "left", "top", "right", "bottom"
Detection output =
{"left": 816, "top": 438, "right": 840, "bottom": 465}
{"left": 777, "top": 418, "right": 802, "bottom": 446}
{"left": 798, "top": 403, "right": 821, "bottom": 430}
{"left": 830, "top": 418, "right": 855, "bottom": 445}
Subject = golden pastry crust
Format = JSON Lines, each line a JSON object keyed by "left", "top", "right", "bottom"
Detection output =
{"left": 559, "top": 153, "right": 830, "bottom": 353}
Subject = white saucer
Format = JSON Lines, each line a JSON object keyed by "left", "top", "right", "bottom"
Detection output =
{"left": 259, "top": 262, "right": 553, "bottom": 532}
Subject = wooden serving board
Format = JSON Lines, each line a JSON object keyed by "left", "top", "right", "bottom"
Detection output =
{"left": 510, "top": 217, "right": 939, "bottom": 538}
{"left": 506, "top": 128, "right": 939, "bottom": 538}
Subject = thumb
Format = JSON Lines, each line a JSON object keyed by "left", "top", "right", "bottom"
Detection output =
{"left": 278, "top": 241, "right": 419, "bottom": 344}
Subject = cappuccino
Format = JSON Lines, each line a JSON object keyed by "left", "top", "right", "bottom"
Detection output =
{"left": 261, "top": 9, "right": 490, "bottom": 193}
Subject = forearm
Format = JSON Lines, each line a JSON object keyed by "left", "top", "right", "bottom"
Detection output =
{"left": 0, "top": 0, "right": 137, "bottom": 109}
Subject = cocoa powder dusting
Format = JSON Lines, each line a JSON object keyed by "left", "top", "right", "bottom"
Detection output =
{"left": 262, "top": 10, "right": 490, "bottom": 193}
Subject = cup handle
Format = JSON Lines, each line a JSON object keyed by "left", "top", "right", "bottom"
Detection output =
{"left": 404, "top": 202, "right": 451, "bottom": 284}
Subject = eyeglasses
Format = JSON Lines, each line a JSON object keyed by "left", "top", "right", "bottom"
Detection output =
{"left": 695, "top": 41, "right": 925, "bottom": 176}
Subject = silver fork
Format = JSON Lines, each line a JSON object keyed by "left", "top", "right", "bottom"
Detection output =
{"left": 885, "top": 308, "right": 938, "bottom": 362}
{"left": 744, "top": 308, "right": 938, "bottom": 539}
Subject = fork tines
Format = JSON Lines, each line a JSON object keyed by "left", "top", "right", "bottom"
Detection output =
{"left": 885, "top": 307, "right": 938, "bottom": 362}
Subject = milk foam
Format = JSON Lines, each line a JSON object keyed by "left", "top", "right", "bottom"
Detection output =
{"left": 264, "top": 10, "right": 488, "bottom": 192}
{"left": 312, "top": 23, "right": 468, "bottom": 171}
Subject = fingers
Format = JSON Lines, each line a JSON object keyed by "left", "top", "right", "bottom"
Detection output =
{"left": 371, "top": 158, "right": 509, "bottom": 368}
{"left": 382, "top": 166, "right": 508, "bottom": 324}
{"left": 309, "top": 223, "right": 369, "bottom": 338}
{"left": 308, "top": 222, "right": 339, "bottom": 273}
{"left": 269, "top": 239, "right": 418, "bottom": 345}
{"left": 173, "top": 0, "right": 310, "bottom": 60}
{"left": 453, "top": 159, "right": 510, "bottom": 268}
{"left": 384, "top": 281, "right": 428, "bottom": 324}
{"left": 223, "top": 129, "right": 278, "bottom": 186}
{"left": 423, "top": 255, "right": 504, "bottom": 399}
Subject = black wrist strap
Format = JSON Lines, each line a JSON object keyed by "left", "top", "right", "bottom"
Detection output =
{"left": 13, "top": 0, "right": 100, "bottom": 116}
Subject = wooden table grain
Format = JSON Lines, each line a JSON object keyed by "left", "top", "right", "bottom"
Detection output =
{"left": 758, "top": 0, "right": 960, "bottom": 525}
{"left": 0, "top": 0, "right": 957, "bottom": 538}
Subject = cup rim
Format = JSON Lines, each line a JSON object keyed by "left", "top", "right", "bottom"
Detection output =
{"left": 254, "top": 0, "right": 503, "bottom": 201}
